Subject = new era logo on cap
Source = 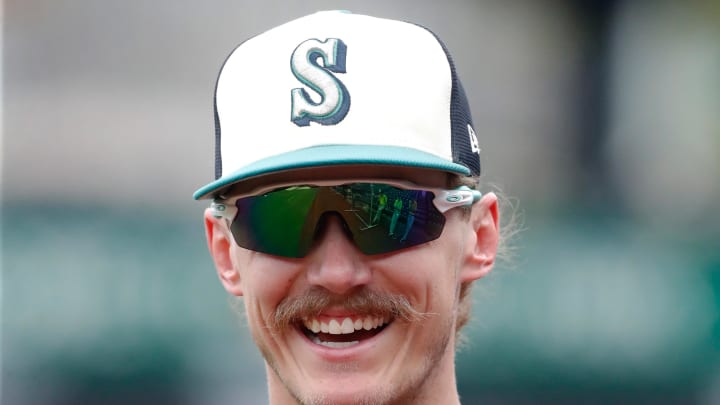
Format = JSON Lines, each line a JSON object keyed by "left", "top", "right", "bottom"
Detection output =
{"left": 194, "top": 10, "right": 481, "bottom": 200}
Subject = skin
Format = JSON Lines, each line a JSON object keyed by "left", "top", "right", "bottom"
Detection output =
{"left": 205, "top": 167, "right": 499, "bottom": 405}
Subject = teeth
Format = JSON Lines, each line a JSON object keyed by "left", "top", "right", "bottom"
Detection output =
{"left": 329, "top": 319, "right": 341, "bottom": 334}
{"left": 341, "top": 318, "right": 354, "bottom": 333}
{"left": 311, "top": 335, "right": 360, "bottom": 348}
{"left": 303, "top": 315, "right": 389, "bottom": 336}
{"left": 324, "top": 341, "right": 358, "bottom": 348}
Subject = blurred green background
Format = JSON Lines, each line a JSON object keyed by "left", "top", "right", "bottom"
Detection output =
{"left": 3, "top": 0, "right": 720, "bottom": 404}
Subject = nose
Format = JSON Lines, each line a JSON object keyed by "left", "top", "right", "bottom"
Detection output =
{"left": 305, "top": 214, "right": 371, "bottom": 295}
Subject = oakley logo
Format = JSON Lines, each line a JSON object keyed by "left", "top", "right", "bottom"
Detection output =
{"left": 290, "top": 38, "right": 350, "bottom": 126}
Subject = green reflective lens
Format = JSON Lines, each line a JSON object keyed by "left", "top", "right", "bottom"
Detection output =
{"left": 230, "top": 183, "right": 447, "bottom": 258}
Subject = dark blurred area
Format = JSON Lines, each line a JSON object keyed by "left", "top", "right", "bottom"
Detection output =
{"left": 3, "top": 0, "right": 719, "bottom": 404}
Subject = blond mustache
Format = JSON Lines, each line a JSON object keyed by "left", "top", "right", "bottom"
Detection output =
{"left": 269, "top": 287, "right": 429, "bottom": 333}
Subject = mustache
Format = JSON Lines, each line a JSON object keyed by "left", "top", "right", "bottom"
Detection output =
{"left": 269, "top": 287, "right": 429, "bottom": 333}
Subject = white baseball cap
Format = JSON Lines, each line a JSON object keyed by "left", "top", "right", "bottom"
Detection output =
{"left": 193, "top": 10, "right": 481, "bottom": 200}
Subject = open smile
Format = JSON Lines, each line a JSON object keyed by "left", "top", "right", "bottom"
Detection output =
{"left": 299, "top": 315, "right": 392, "bottom": 349}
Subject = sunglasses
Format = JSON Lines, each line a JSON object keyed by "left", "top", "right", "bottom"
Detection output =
{"left": 210, "top": 181, "right": 481, "bottom": 258}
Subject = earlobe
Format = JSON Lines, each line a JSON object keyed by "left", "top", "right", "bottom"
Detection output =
{"left": 204, "top": 209, "right": 244, "bottom": 296}
{"left": 460, "top": 192, "right": 499, "bottom": 282}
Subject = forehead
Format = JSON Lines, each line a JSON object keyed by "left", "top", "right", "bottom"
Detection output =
{"left": 222, "top": 165, "right": 453, "bottom": 197}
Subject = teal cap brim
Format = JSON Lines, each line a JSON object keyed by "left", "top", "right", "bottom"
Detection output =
{"left": 193, "top": 144, "right": 471, "bottom": 200}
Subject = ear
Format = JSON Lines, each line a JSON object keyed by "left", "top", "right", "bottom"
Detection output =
{"left": 460, "top": 192, "right": 499, "bottom": 283}
{"left": 204, "top": 208, "right": 244, "bottom": 296}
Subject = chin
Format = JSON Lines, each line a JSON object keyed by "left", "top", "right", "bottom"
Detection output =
{"left": 282, "top": 366, "right": 428, "bottom": 405}
{"left": 295, "top": 386, "right": 393, "bottom": 405}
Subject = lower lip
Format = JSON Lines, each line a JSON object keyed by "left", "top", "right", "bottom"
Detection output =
{"left": 297, "top": 323, "right": 391, "bottom": 361}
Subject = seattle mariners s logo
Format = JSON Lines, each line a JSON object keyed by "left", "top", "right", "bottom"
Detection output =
{"left": 290, "top": 38, "right": 350, "bottom": 126}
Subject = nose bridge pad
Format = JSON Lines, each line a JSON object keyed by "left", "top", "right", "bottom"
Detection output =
{"left": 313, "top": 211, "right": 355, "bottom": 246}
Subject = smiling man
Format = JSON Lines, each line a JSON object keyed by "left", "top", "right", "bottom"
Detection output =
{"left": 195, "top": 11, "right": 500, "bottom": 405}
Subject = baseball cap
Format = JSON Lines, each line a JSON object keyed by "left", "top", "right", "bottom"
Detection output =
{"left": 193, "top": 10, "right": 481, "bottom": 200}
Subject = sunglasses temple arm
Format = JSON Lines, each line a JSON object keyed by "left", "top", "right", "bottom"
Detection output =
{"left": 209, "top": 200, "right": 236, "bottom": 220}
{"left": 433, "top": 186, "right": 482, "bottom": 213}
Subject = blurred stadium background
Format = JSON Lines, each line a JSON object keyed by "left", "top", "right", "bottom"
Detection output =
{"left": 3, "top": 0, "right": 720, "bottom": 404}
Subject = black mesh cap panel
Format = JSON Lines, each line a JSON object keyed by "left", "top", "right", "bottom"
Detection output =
{"left": 212, "top": 40, "right": 252, "bottom": 181}
{"left": 415, "top": 25, "right": 481, "bottom": 177}
{"left": 214, "top": 97, "right": 222, "bottom": 179}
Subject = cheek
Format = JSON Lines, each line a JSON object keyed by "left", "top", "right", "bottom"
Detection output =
{"left": 233, "top": 250, "right": 299, "bottom": 324}
{"left": 380, "top": 245, "right": 463, "bottom": 310}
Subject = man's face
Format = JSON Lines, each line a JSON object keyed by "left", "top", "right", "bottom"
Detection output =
{"left": 206, "top": 169, "right": 497, "bottom": 405}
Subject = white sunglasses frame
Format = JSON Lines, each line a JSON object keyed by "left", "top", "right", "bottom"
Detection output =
{"left": 209, "top": 179, "right": 481, "bottom": 221}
